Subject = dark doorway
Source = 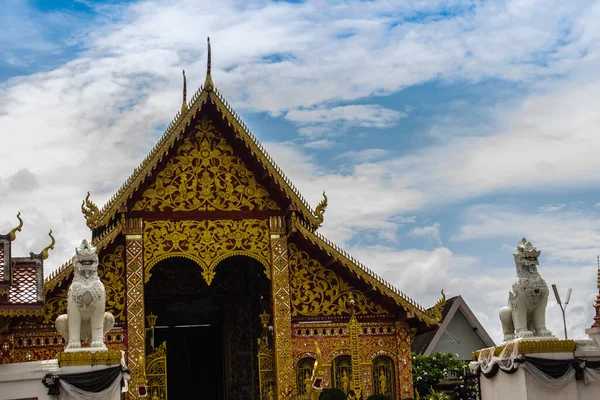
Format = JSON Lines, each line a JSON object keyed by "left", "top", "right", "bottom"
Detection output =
{"left": 153, "top": 297, "right": 224, "bottom": 399}
{"left": 145, "top": 256, "right": 271, "bottom": 399}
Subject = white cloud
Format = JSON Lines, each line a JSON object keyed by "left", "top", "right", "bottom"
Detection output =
{"left": 382, "top": 79, "right": 600, "bottom": 204}
{"left": 287, "top": 105, "right": 406, "bottom": 137}
{"left": 336, "top": 149, "right": 389, "bottom": 163}
{"left": 410, "top": 222, "right": 442, "bottom": 246}
{"left": 302, "top": 139, "right": 336, "bottom": 150}
{"left": 452, "top": 205, "right": 600, "bottom": 264}
{"left": 539, "top": 204, "right": 566, "bottom": 213}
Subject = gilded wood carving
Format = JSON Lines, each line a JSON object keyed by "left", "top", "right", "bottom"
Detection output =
{"left": 144, "top": 219, "right": 271, "bottom": 285}
{"left": 133, "top": 116, "right": 279, "bottom": 212}
{"left": 43, "top": 283, "right": 68, "bottom": 324}
{"left": 146, "top": 341, "right": 168, "bottom": 400}
{"left": 292, "top": 325, "right": 399, "bottom": 398}
{"left": 126, "top": 237, "right": 145, "bottom": 400}
{"left": 288, "top": 244, "right": 388, "bottom": 317}
{"left": 270, "top": 233, "right": 296, "bottom": 398}
{"left": 99, "top": 245, "right": 126, "bottom": 323}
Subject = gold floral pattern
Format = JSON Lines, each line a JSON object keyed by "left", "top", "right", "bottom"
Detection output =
{"left": 288, "top": 244, "right": 388, "bottom": 317}
{"left": 43, "top": 284, "right": 68, "bottom": 324}
{"left": 144, "top": 219, "right": 271, "bottom": 285}
{"left": 133, "top": 116, "right": 279, "bottom": 212}
{"left": 99, "top": 245, "right": 126, "bottom": 323}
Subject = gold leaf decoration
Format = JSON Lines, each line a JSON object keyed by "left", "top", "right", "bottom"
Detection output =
{"left": 133, "top": 116, "right": 279, "bottom": 212}
{"left": 43, "top": 284, "right": 68, "bottom": 324}
{"left": 288, "top": 243, "right": 388, "bottom": 317}
{"left": 99, "top": 245, "right": 126, "bottom": 323}
{"left": 144, "top": 219, "right": 271, "bottom": 285}
{"left": 81, "top": 192, "right": 100, "bottom": 229}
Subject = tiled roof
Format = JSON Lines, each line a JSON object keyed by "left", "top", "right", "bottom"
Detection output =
{"left": 9, "top": 263, "right": 39, "bottom": 304}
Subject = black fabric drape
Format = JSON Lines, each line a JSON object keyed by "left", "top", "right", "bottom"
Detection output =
{"left": 479, "top": 362, "right": 519, "bottom": 379}
{"left": 587, "top": 360, "right": 600, "bottom": 370}
{"left": 42, "top": 365, "right": 123, "bottom": 395}
{"left": 60, "top": 365, "right": 122, "bottom": 392}
{"left": 477, "top": 356, "right": 600, "bottom": 383}
{"left": 523, "top": 357, "right": 573, "bottom": 379}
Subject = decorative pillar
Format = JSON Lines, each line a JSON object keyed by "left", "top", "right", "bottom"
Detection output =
{"left": 396, "top": 322, "right": 415, "bottom": 400}
{"left": 269, "top": 216, "right": 296, "bottom": 399}
{"left": 125, "top": 217, "right": 145, "bottom": 399}
{"left": 347, "top": 298, "right": 362, "bottom": 397}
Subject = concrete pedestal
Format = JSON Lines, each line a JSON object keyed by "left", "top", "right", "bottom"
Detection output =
{"left": 478, "top": 347, "right": 600, "bottom": 400}
{"left": 0, "top": 359, "right": 123, "bottom": 400}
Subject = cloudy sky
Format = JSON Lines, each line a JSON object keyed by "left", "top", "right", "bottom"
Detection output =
{"left": 1, "top": 0, "right": 600, "bottom": 343}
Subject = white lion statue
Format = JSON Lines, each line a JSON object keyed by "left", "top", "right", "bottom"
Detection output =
{"left": 499, "top": 238, "right": 553, "bottom": 341}
{"left": 55, "top": 240, "right": 115, "bottom": 351}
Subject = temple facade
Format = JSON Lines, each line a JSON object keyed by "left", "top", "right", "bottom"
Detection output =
{"left": 0, "top": 44, "right": 443, "bottom": 400}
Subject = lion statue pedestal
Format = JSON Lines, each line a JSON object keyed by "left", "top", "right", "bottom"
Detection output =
{"left": 55, "top": 239, "right": 115, "bottom": 352}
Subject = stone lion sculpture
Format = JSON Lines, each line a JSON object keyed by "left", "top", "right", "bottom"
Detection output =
{"left": 55, "top": 240, "right": 115, "bottom": 351}
{"left": 499, "top": 238, "right": 553, "bottom": 341}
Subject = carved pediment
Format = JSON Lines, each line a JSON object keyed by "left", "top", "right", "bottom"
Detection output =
{"left": 288, "top": 243, "right": 388, "bottom": 317}
{"left": 132, "top": 116, "right": 279, "bottom": 213}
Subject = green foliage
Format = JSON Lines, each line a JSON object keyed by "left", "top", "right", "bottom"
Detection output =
{"left": 318, "top": 388, "right": 347, "bottom": 400}
{"left": 424, "top": 387, "right": 451, "bottom": 400}
{"left": 411, "top": 352, "right": 464, "bottom": 397}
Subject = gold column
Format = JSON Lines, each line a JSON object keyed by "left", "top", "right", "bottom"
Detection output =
{"left": 348, "top": 314, "right": 362, "bottom": 397}
{"left": 269, "top": 216, "right": 296, "bottom": 399}
{"left": 125, "top": 217, "right": 145, "bottom": 399}
{"left": 396, "top": 322, "right": 415, "bottom": 399}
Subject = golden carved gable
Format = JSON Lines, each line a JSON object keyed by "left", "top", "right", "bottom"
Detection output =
{"left": 133, "top": 115, "right": 279, "bottom": 212}
{"left": 144, "top": 219, "right": 271, "bottom": 285}
{"left": 288, "top": 243, "right": 388, "bottom": 317}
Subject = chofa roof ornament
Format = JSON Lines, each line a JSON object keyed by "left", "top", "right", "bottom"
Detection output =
{"left": 40, "top": 230, "right": 55, "bottom": 260}
{"left": 81, "top": 192, "right": 100, "bottom": 229}
{"left": 315, "top": 192, "right": 328, "bottom": 226}
{"left": 7, "top": 211, "right": 23, "bottom": 241}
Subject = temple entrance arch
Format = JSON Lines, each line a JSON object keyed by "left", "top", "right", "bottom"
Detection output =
{"left": 145, "top": 255, "right": 271, "bottom": 399}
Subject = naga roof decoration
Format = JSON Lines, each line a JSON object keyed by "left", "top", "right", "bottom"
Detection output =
{"left": 291, "top": 215, "right": 443, "bottom": 326}
{"left": 38, "top": 230, "right": 55, "bottom": 261}
{"left": 7, "top": 212, "right": 23, "bottom": 241}
{"left": 82, "top": 39, "right": 322, "bottom": 231}
{"left": 44, "top": 220, "right": 122, "bottom": 294}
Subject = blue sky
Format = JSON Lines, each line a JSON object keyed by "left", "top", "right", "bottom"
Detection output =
{"left": 1, "top": 0, "right": 600, "bottom": 343}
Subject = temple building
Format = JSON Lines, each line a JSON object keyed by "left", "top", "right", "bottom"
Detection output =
{"left": 0, "top": 41, "right": 444, "bottom": 400}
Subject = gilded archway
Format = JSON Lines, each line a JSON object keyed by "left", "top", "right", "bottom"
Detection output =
{"left": 144, "top": 219, "right": 271, "bottom": 285}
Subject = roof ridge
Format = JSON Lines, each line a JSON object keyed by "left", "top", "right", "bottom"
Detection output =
{"left": 90, "top": 88, "right": 208, "bottom": 228}
{"left": 210, "top": 88, "right": 319, "bottom": 224}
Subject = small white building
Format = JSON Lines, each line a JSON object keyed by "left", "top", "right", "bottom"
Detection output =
{"left": 412, "top": 295, "right": 495, "bottom": 361}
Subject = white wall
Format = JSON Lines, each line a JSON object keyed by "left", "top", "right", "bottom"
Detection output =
{"left": 0, "top": 360, "right": 124, "bottom": 400}
{"left": 434, "top": 310, "right": 488, "bottom": 360}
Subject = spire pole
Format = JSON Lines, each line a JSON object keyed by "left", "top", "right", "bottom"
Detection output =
{"left": 181, "top": 70, "right": 188, "bottom": 113}
{"left": 204, "top": 37, "right": 214, "bottom": 92}
{"left": 592, "top": 255, "right": 600, "bottom": 328}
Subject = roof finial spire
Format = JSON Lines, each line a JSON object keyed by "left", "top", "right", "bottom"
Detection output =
{"left": 181, "top": 70, "right": 188, "bottom": 113}
{"left": 592, "top": 255, "right": 600, "bottom": 328}
{"left": 204, "top": 37, "right": 214, "bottom": 92}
